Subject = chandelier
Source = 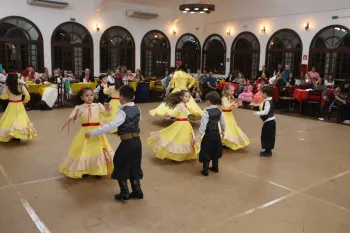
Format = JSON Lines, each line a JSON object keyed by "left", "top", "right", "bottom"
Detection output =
{"left": 179, "top": 3, "right": 215, "bottom": 14}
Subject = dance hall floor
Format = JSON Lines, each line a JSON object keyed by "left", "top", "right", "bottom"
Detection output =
{"left": 1, "top": 102, "right": 350, "bottom": 233}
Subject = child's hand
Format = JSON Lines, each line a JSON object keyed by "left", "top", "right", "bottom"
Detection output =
{"left": 73, "top": 109, "right": 80, "bottom": 120}
{"left": 85, "top": 132, "right": 92, "bottom": 138}
{"left": 253, "top": 111, "right": 259, "bottom": 116}
{"left": 104, "top": 102, "right": 111, "bottom": 111}
{"left": 164, "top": 113, "right": 171, "bottom": 119}
{"left": 221, "top": 133, "right": 225, "bottom": 139}
{"left": 191, "top": 138, "right": 197, "bottom": 146}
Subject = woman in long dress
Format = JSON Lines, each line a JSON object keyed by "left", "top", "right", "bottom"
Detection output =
{"left": 149, "top": 63, "right": 203, "bottom": 120}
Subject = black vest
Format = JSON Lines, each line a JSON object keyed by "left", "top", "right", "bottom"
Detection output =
{"left": 117, "top": 105, "right": 141, "bottom": 136}
{"left": 98, "top": 84, "right": 110, "bottom": 103}
{"left": 205, "top": 108, "right": 222, "bottom": 133}
{"left": 260, "top": 99, "right": 274, "bottom": 122}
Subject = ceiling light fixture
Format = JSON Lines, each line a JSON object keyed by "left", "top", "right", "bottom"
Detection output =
{"left": 179, "top": 4, "right": 215, "bottom": 14}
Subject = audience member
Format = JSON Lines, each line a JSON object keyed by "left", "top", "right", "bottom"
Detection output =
{"left": 308, "top": 66, "right": 321, "bottom": 82}
{"left": 331, "top": 83, "right": 350, "bottom": 124}
{"left": 41, "top": 67, "right": 51, "bottom": 82}
{"left": 324, "top": 73, "right": 334, "bottom": 87}
{"left": 80, "top": 68, "right": 94, "bottom": 83}
{"left": 236, "top": 72, "right": 246, "bottom": 94}
{"left": 282, "top": 65, "right": 291, "bottom": 82}
{"left": 62, "top": 70, "right": 75, "bottom": 82}
{"left": 134, "top": 69, "right": 145, "bottom": 82}
{"left": 273, "top": 64, "right": 284, "bottom": 77}
{"left": 207, "top": 72, "right": 217, "bottom": 91}
{"left": 258, "top": 65, "right": 270, "bottom": 79}
{"left": 225, "top": 72, "right": 235, "bottom": 82}
{"left": 106, "top": 69, "right": 115, "bottom": 85}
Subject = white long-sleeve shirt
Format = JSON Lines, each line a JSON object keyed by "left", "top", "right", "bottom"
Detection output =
{"left": 255, "top": 97, "right": 275, "bottom": 123}
{"left": 90, "top": 102, "right": 141, "bottom": 137}
{"left": 195, "top": 106, "right": 226, "bottom": 140}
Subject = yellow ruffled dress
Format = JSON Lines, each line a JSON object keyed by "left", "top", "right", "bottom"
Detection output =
{"left": 59, "top": 103, "right": 114, "bottom": 178}
{"left": 103, "top": 86, "right": 120, "bottom": 133}
{"left": 221, "top": 96, "right": 250, "bottom": 150}
{"left": 0, "top": 86, "right": 37, "bottom": 142}
{"left": 149, "top": 70, "right": 203, "bottom": 120}
{"left": 148, "top": 102, "right": 199, "bottom": 161}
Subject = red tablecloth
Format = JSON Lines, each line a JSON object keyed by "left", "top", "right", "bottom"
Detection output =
{"left": 217, "top": 82, "right": 239, "bottom": 93}
{"left": 294, "top": 89, "right": 325, "bottom": 106}
{"left": 273, "top": 86, "right": 279, "bottom": 103}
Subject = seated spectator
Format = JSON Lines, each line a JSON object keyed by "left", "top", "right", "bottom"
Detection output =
{"left": 256, "top": 73, "right": 269, "bottom": 84}
{"left": 115, "top": 68, "right": 122, "bottom": 80}
{"left": 257, "top": 65, "right": 270, "bottom": 80}
{"left": 134, "top": 69, "right": 145, "bottom": 82}
{"left": 282, "top": 65, "right": 291, "bottom": 82}
{"left": 123, "top": 70, "right": 134, "bottom": 85}
{"left": 273, "top": 64, "right": 283, "bottom": 77}
{"left": 330, "top": 83, "right": 350, "bottom": 124}
{"left": 308, "top": 66, "right": 321, "bottom": 83}
{"left": 194, "top": 69, "right": 201, "bottom": 81}
{"left": 80, "top": 68, "right": 94, "bottom": 83}
{"left": 187, "top": 69, "right": 193, "bottom": 77}
{"left": 206, "top": 72, "right": 217, "bottom": 91}
{"left": 236, "top": 72, "right": 246, "bottom": 94}
{"left": 286, "top": 73, "right": 295, "bottom": 87}
{"left": 324, "top": 73, "right": 335, "bottom": 87}
{"left": 62, "top": 70, "right": 75, "bottom": 82}
{"left": 120, "top": 66, "right": 127, "bottom": 78}
{"left": 21, "top": 65, "right": 32, "bottom": 78}
{"left": 274, "top": 73, "right": 287, "bottom": 96}
{"left": 225, "top": 72, "right": 235, "bottom": 82}
{"left": 198, "top": 70, "right": 208, "bottom": 86}
{"left": 41, "top": 67, "right": 51, "bottom": 83}
{"left": 192, "top": 86, "right": 202, "bottom": 103}
{"left": 238, "top": 79, "right": 253, "bottom": 104}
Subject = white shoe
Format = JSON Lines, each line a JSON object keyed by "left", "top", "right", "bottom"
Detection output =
{"left": 318, "top": 118, "right": 324, "bottom": 121}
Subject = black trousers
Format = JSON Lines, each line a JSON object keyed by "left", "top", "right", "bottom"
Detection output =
{"left": 261, "top": 120, "right": 276, "bottom": 151}
{"left": 0, "top": 99, "right": 8, "bottom": 112}
{"left": 339, "top": 102, "right": 350, "bottom": 121}
{"left": 199, "top": 131, "right": 222, "bottom": 163}
{"left": 112, "top": 137, "right": 142, "bottom": 181}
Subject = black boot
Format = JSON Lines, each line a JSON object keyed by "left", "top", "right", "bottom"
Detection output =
{"left": 115, "top": 180, "right": 129, "bottom": 201}
{"left": 129, "top": 180, "right": 144, "bottom": 199}
{"left": 201, "top": 162, "right": 209, "bottom": 176}
{"left": 209, "top": 159, "right": 219, "bottom": 173}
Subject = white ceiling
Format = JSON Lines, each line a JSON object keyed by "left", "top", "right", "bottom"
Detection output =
{"left": 109, "top": 0, "right": 350, "bottom": 23}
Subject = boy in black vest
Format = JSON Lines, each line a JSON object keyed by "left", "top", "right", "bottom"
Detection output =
{"left": 254, "top": 86, "right": 276, "bottom": 157}
{"left": 93, "top": 75, "right": 110, "bottom": 104}
{"left": 193, "top": 91, "right": 226, "bottom": 176}
{"left": 86, "top": 85, "right": 143, "bottom": 201}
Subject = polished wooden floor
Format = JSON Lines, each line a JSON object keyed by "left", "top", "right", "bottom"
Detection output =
{"left": 1, "top": 102, "right": 350, "bottom": 233}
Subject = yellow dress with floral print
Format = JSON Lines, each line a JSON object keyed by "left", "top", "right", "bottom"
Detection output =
{"left": 103, "top": 86, "right": 121, "bottom": 133}
{"left": 221, "top": 96, "right": 250, "bottom": 150}
{"left": 149, "top": 70, "right": 203, "bottom": 120}
{"left": 59, "top": 103, "right": 114, "bottom": 178}
{"left": 148, "top": 102, "right": 199, "bottom": 161}
{"left": 0, "top": 86, "right": 37, "bottom": 142}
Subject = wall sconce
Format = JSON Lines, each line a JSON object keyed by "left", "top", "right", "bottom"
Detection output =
{"left": 304, "top": 23, "right": 309, "bottom": 30}
{"left": 261, "top": 26, "right": 266, "bottom": 33}
{"left": 172, "top": 27, "right": 176, "bottom": 35}
{"left": 226, "top": 29, "right": 231, "bottom": 36}
{"left": 96, "top": 24, "right": 100, "bottom": 31}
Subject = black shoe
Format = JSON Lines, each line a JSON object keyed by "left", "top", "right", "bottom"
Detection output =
{"left": 95, "top": 175, "right": 102, "bottom": 179}
{"left": 115, "top": 180, "right": 129, "bottom": 201}
{"left": 209, "top": 160, "right": 219, "bottom": 172}
{"left": 12, "top": 138, "right": 21, "bottom": 142}
{"left": 209, "top": 167, "right": 219, "bottom": 173}
{"left": 260, "top": 151, "right": 272, "bottom": 157}
{"left": 201, "top": 162, "right": 209, "bottom": 176}
{"left": 82, "top": 174, "right": 88, "bottom": 179}
{"left": 129, "top": 180, "right": 144, "bottom": 199}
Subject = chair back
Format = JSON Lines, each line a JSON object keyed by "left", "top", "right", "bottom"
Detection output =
{"left": 308, "top": 90, "right": 322, "bottom": 102}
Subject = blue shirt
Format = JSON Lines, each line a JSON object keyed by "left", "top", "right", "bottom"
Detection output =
{"left": 207, "top": 76, "right": 217, "bottom": 88}
{"left": 282, "top": 70, "right": 291, "bottom": 82}
{"left": 165, "top": 74, "right": 173, "bottom": 89}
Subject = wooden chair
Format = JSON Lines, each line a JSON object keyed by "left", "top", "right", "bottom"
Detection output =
{"left": 150, "top": 80, "right": 165, "bottom": 102}
{"left": 301, "top": 90, "right": 322, "bottom": 117}
{"left": 56, "top": 82, "right": 63, "bottom": 108}
{"left": 328, "top": 105, "right": 341, "bottom": 123}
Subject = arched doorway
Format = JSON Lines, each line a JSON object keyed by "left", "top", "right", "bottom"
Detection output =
{"left": 266, "top": 29, "right": 302, "bottom": 77}
{"left": 141, "top": 30, "right": 170, "bottom": 78}
{"left": 175, "top": 33, "right": 201, "bottom": 73}
{"left": 100, "top": 26, "right": 135, "bottom": 73}
{"left": 202, "top": 34, "right": 226, "bottom": 74}
{"left": 231, "top": 31, "right": 260, "bottom": 79}
{"left": 0, "top": 16, "right": 44, "bottom": 72}
{"left": 51, "top": 22, "right": 93, "bottom": 76}
{"left": 309, "top": 25, "right": 350, "bottom": 80}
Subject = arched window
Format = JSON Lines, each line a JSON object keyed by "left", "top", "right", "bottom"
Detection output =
{"left": 141, "top": 30, "right": 170, "bottom": 77}
{"left": 0, "top": 16, "right": 43, "bottom": 72}
{"left": 51, "top": 22, "right": 93, "bottom": 76}
{"left": 231, "top": 32, "right": 260, "bottom": 79}
{"left": 100, "top": 26, "right": 135, "bottom": 73}
{"left": 266, "top": 29, "right": 302, "bottom": 77}
{"left": 175, "top": 33, "right": 201, "bottom": 73}
{"left": 309, "top": 25, "right": 350, "bottom": 80}
{"left": 202, "top": 34, "right": 226, "bottom": 74}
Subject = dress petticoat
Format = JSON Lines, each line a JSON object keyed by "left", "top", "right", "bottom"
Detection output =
{"left": 0, "top": 86, "right": 36, "bottom": 142}
{"left": 148, "top": 103, "right": 199, "bottom": 162}
{"left": 221, "top": 97, "right": 250, "bottom": 150}
{"left": 59, "top": 103, "right": 114, "bottom": 178}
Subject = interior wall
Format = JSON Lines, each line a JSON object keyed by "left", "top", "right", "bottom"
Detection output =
{"left": 1, "top": 0, "right": 349, "bottom": 76}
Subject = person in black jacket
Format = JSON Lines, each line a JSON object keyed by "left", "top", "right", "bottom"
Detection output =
{"left": 193, "top": 91, "right": 226, "bottom": 176}
{"left": 80, "top": 68, "right": 94, "bottom": 83}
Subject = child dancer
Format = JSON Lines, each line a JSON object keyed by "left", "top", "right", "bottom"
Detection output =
{"left": 59, "top": 87, "right": 114, "bottom": 178}
{"left": 221, "top": 85, "right": 250, "bottom": 150}
{"left": 148, "top": 90, "right": 199, "bottom": 162}
{"left": 103, "top": 78, "right": 123, "bottom": 133}
{"left": 250, "top": 79, "right": 266, "bottom": 107}
{"left": 86, "top": 85, "right": 143, "bottom": 201}
{"left": 254, "top": 86, "right": 276, "bottom": 157}
{"left": 0, "top": 71, "right": 37, "bottom": 142}
{"left": 193, "top": 91, "right": 226, "bottom": 176}
{"left": 93, "top": 75, "right": 110, "bottom": 104}
{"left": 238, "top": 79, "right": 253, "bottom": 104}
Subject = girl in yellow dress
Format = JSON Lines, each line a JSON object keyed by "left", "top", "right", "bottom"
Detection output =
{"left": 0, "top": 71, "right": 37, "bottom": 142}
{"left": 221, "top": 84, "right": 250, "bottom": 150}
{"left": 103, "top": 78, "right": 123, "bottom": 133}
{"left": 148, "top": 90, "right": 199, "bottom": 161}
{"left": 59, "top": 87, "right": 114, "bottom": 179}
{"left": 149, "top": 64, "right": 203, "bottom": 120}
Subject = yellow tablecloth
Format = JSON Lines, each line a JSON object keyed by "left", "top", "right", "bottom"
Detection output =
{"left": 129, "top": 82, "right": 138, "bottom": 91}
{"left": 27, "top": 84, "right": 51, "bottom": 95}
{"left": 149, "top": 81, "right": 199, "bottom": 91}
{"left": 70, "top": 83, "right": 96, "bottom": 93}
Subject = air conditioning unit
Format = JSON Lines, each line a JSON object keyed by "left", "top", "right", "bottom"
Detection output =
{"left": 126, "top": 11, "right": 158, "bottom": 19}
{"left": 27, "top": 0, "right": 68, "bottom": 8}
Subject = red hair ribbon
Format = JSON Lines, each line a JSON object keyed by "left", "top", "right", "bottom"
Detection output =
{"left": 8, "top": 72, "right": 17, "bottom": 75}
{"left": 178, "top": 60, "right": 183, "bottom": 67}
